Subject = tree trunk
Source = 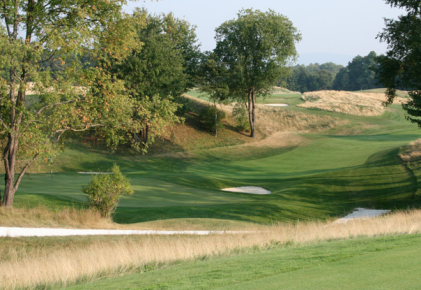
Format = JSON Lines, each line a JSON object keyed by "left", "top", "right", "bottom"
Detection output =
{"left": 214, "top": 100, "right": 217, "bottom": 137}
{"left": 144, "top": 124, "right": 149, "bottom": 145}
{"left": 2, "top": 135, "right": 18, "bottom": 207}
{"left": 248, "top": 88, "right": 256, "bottom": 138}
{"left": 247, "top": 90, "right": 252, "bottom": 137}
{"left": 3, "top": 175, "right": 16, "bottom": 207}
{"left": 251, "top": 89, "right": 256, "bottom": 138}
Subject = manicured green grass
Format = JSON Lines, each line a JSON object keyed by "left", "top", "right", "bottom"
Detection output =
{"left": 9, "top": 90, "right": 421, "bottom": 225}
{"left": 63, "top": 234, "right": 421, "bottom": 290}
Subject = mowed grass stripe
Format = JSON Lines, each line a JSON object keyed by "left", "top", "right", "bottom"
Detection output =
{"left": 62, "top": 234, "right": 421, "bottom": 290}
{"left": 15, "top": 140, "right": 418, "bottom": 223}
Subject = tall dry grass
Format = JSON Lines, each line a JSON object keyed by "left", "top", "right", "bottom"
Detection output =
{"left": 0, "top": 206, "right": 117, "bottom": 229}
{"left": 1, "top": 210, "right": 421, "bottom": 289}
{"left": 298, "top": 90, "right": 405, "bottom": 116}
{"left": 399, "top": 138, "right": 421, "bottom": 162}
{"left": 255, "top": 105, "right": 347, "bottom": 136}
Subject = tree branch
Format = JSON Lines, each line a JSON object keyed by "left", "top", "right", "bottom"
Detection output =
{"left": 34, "top": 98, "right": 82, "bottom": 118}
{"left": 13, "top": 152, "right": 39, "bottom": 192}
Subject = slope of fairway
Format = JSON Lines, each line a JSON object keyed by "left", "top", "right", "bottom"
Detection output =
{"left": 9, "top": 90, "right": 421, "bottom": 225}
{"left": 62, "top": 234, "right": 421, "bottom": 290}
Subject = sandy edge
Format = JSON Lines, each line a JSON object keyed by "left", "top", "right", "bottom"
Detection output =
{"left": 221, "top": 186, "right": 271, "bottom": 195}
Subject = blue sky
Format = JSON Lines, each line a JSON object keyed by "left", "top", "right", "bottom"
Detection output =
{"left": 124, "top": 0, "right": 404, "bottom": 65}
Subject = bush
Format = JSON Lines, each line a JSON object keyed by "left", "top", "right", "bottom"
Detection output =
{"left": 198, "top": 105, "right": 226, "bottom": 133}
{"left": 82, "top": 164, "right": 133, "bottom": 218}
{"left": 232, "top": 103, "right": 250, "bottom": 131}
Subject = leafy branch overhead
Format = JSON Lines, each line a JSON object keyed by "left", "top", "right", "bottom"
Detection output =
{"left": 375, "top": 0, "right": 421, "bottom": 126}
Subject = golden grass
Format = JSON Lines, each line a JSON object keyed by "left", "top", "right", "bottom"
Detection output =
{"left": 298, "top": 90, "right": 406, "bottom": 116}
{"left": 399, "top": 138, "right": 421, "bottom": 162}
{"left": 0, "top": 206, "right": 116, "bottom": 229}
{"left": 255, "top": 105, "right": 347, "bottom": 136}
{"left": 2, "top": 209, "right": 421, "bottom": 289}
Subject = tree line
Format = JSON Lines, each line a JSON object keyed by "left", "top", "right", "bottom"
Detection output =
{"left": 283, "top": 51, "right": 381, "bottom": 93}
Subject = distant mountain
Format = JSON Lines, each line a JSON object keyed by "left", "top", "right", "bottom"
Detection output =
{"left": 297, "top": 53, "right": 354, "bottom": 66}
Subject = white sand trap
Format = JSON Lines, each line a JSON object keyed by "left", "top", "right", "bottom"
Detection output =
{"left": 334, "top": 208, "right": 390, "bottom": 224}
{"left": 265, "top": 103, "right": 289, "bottom": 107}
{"left": 221, "top": 186, "right": 271, "bottom": 195}
{"left": 78, "top": 172, "right": 113, "bottom": 174}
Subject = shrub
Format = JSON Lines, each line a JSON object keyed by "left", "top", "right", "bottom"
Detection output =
{"left": 232, "top": 103, "right": 250, "bottom": 131}
{"left": 82, "top": 164, "right": 134, "bottom": 218}
{"left": 198, "top": 105, "right": 226, "bottom": 133}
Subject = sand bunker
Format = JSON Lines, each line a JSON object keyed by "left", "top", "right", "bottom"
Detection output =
{"left": 265, "top": 104, "right": 289, "bottom": 107}
{"left": 78, "top": 172, "right": 113, "bottom": 174}
{"left": 221, "top": 186, "right": 271, "bottom": 195}
{"left": 334, "top": 208, "right": 390, "bottom": 224}
{"left": 298, "top": 90, "right": 405, "bottom": 116}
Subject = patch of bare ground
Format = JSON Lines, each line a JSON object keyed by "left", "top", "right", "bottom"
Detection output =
{"left": 298, "top": 90, "right": 406, "bottom": 116}
{"left": 242, "top": 132, "right": 307, "bottom": 148}
{"left": 272, "top": 86, "right": 300, "bottom": 94}
{"left": 399, "top": 138, "right": 421, "bottom": 162}
{"left": 2, "top": 209, "right": 421, "bottom": 289}
{"left": 255, "top": 104, "right": 347, "bottom": 136}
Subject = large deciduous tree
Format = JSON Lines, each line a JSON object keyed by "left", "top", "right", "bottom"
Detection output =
{"left": 214, "top": 9, "right": 301, "bottom": 137}
{"left": 112, "top": 9, "right": 199, "bottom": 145}
{"left": 0, "top": 1, "right": 146, "bottom": 207}
{"left": 375, "top": 0, "right": 421, "bottom": 126}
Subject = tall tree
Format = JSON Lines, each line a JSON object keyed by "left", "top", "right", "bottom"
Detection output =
{"left": 214, "top": 9, "right": 301, "bottom": 138}
{"left": 0, "top": 1, "right": 146, "bottom": 207}
{"left": 197, "top": 51, "right": 229, "bottom": 137}
{"left": 375, "top": 0, "right": 421, "bottom": 126}
{"left": 112, "top": 9, "right": 198, "bottom": 145}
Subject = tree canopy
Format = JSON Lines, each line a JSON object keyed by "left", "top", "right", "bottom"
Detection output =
{"left": 333, "top": 51, "right": 380, "bottom": 91}
{"left": 375, "top": 0, "right": 421, "bottom": 126}
{"left": 214, "top": 8, "right": 301, "bottom": 137}
{"left": 284, "top": 63, "right": 342, "bottom": 93}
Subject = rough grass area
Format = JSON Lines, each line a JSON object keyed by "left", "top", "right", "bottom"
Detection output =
{"left": 298, "top": 90, "right": 406, "bottom": 116}
{"left": 2, "top": 210, "right": 421, "bottom": 289}
{"left": 0, "top": 211, "right": 421, "bottom": 289}
{"left": 62, "top": 234, "right": 421, "bottom": 290}
{"left": 398, "top": 138, "right": 421, "bottom": 198}
{"left": 359, "top": 88, "right": 409, "bottom": 98}
{"left": 255, "top": 105, "right": 347, "bottom": 136}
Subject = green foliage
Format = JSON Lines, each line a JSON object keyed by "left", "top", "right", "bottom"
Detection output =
{"left": 0, "top": 1, "right": 145, "bottom": 206}
{"left": 231, "top": 103, "right": 250, "bottom": 131}
{"left": 375, "top": 0, "right": 421, "bottom": 126}
{"left": 83, "top": 165, "right": 133, "bottom": 218}
{"left": 108, "top": 8, "right": 199, "bottom": 145}
{"left": 198, "top": 105, "right": 226, "bottom": 133}
{"left": 197, "top": 51, "right": 230, "bottom": 104}
{"left": 332, "top": 51, "right": 380, "bottom": 91}
{"left": 284, "top": 63, "right": 340, "bottom": 93}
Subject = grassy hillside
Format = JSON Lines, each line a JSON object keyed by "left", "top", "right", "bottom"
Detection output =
{"left": 5, "top": 89, "right": 421, "bottom": 227}
{"left": 3, "top": 89, "right": 421, "bottom": 289}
